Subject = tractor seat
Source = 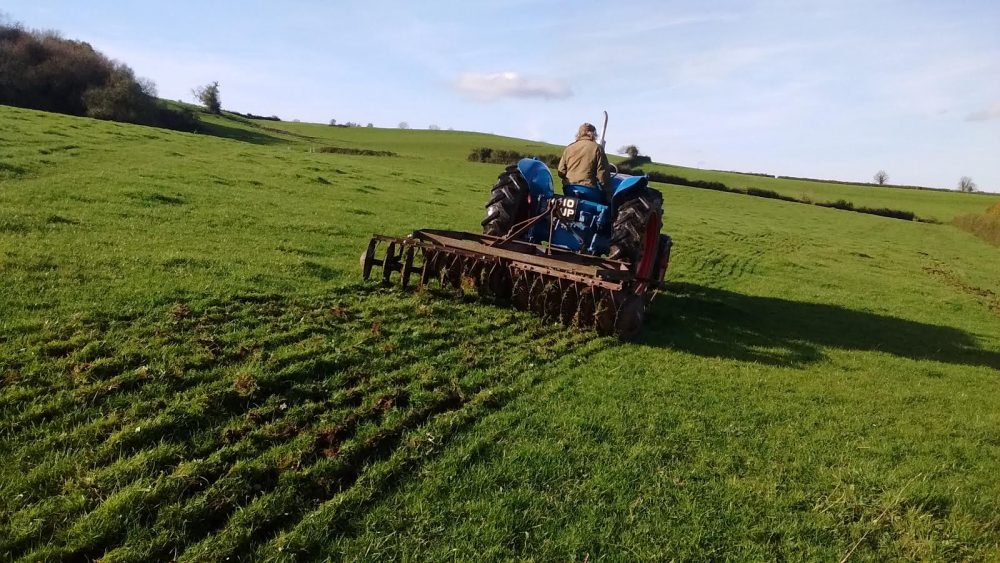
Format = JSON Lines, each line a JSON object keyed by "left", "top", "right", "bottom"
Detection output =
{"left": 563, "top": 184, "right": 606, "bottom": 204}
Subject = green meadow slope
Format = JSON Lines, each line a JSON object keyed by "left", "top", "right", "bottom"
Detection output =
{"left": 1, "top": 105, "right": 999, "bottom": 560}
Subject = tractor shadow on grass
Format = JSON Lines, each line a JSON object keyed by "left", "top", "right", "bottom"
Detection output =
{"left": 641, "top": 282, "right": 1000, "bottom": 370}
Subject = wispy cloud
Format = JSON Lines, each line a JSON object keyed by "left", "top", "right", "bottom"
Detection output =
{"left": 453, "top": 72, "right": 572, "bottom": 102}
{"left": 673, "top": 43, "right": 805, "bottom": 85}
{"left": 965, "top": 102, "right": 1000, "bottom": 122}
{"left": 593, "top": 11, "right": 740, "bottom": 40}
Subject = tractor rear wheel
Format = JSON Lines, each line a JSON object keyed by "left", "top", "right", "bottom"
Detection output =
{"left": 609, "top": 187, "right": 663, "bottom": 268}
{"left": 482, "top": 164, "right": 529, "bottom": 237}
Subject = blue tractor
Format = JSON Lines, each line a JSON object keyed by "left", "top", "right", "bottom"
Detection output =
{"left": 483, "top": 157, "right": 669, "bottom": 266}
{"left": 361, "top": 123, "right": 672, "bottom": 339}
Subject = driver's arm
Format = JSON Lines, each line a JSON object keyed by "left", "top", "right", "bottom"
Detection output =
{"left": 596, "top": 147, "right": 612, "bottom": 193}
{"left": 557, "top": 152, "right": 569, "bottom": 184}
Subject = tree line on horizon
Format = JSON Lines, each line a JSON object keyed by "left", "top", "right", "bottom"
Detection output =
{"left": 0, "top": 19, "right": 199, "bottom": 131}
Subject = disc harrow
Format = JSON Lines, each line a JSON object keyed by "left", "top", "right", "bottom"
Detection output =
{"left": 361, "top": 229, "right": 670, "bottom": 339}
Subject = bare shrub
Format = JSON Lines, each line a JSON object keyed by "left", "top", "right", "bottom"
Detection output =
{"left": 958, "top": 176, "right": 977, "bottom": 192}
{"left": 619, "top": 145, "right": 640, "bottom": 159}
{"left": 193, "top": 81, "right": 221, "bottom": 114}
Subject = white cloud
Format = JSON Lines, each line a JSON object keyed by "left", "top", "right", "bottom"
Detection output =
{"left": 453, "top": 72, "right": 572, "bottom": 102}
{"left": 965, "top": 102, "right": 1000, "bottom": 122}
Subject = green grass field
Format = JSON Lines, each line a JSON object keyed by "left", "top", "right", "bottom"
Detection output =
{"left": 2, "top": 104, "right": 999, "bottom": 560}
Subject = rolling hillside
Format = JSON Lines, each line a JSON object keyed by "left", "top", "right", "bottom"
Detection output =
{"left": 1, "top": 105, "right": 999, "bottom": 560}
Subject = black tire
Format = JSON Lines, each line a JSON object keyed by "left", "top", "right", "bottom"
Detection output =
{"left": 482, "top": 164, "right": 529, "bottom": 237}
{"left": 608, "top": 187, "right": 663, "bottom": 265}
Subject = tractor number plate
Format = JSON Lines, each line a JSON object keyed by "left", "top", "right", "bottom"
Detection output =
{"left": 556, "top": 197, "right": 580, "bottom": 221}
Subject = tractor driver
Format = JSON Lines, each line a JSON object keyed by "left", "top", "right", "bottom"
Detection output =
{"left": 557, "top": 122, "right": 613, "bottom": 203}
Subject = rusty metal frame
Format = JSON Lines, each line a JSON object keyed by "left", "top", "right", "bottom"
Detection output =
{"left": 364, "top": 229, "right": 633, "bottom": 291}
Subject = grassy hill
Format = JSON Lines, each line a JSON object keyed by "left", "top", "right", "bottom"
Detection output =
{"left": 1, "top": 104, "right": 999, "bottom": 560}
{"left": 635, "top": 162, "right": 998, "bottom": 223}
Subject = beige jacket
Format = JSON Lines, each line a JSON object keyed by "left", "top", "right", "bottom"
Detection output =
{"left": 557, "top": 139, "right": 612, "bottom": 198}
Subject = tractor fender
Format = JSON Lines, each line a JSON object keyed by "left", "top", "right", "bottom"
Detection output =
{"left": 516, "top": 158, "right": 554, "bottom": 199}
{"left": 610, "top": 174, "right": 648, "bottom": 206}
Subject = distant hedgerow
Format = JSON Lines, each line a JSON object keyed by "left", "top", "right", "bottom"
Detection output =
{"left": 468, "top": 148, "right": 560, "bottom": 168}
{"left": 316, "top": 146, "right": 396, "bottom": 157}
{"left": 621, "top": 167, "right": 925, "bottom": 222}
{"left": 815, "top": 200, "right": 917, "bottom": 221}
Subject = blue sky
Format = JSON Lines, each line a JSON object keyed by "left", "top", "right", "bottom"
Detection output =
{"left": 5, "top": 0, "right": 999, "bottom": 191}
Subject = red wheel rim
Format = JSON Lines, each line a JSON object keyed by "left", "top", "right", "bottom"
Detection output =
{"left": 634, "top": 215, "right": 660, "bottom": 293}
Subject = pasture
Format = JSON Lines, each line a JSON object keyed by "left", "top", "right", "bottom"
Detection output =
{"left": 1, "top": 105, "right": 999, "bottom": 560}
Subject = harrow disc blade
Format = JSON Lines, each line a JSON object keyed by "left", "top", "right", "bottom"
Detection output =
{"left": 528, "top": 275, "right": 547, "bottom": 314}
{"left": 444, "top": 254, "right": 464, "bottom": 289}
{"left": 594, "top": 290, "right": 618, "bottom": 336}
{"left": 464, "top": 258, "right": 486, "bottom": 294}
{"left": 400, "top": 246, "right": 416, "bottom": 289}
{"left": 574, "top": 288, "right": 596, "bottom": 328}
{"left": 542, "top": 280, "right": 562, "bottom": 321}
{"left": 360, "top": 239, "right": 378, "bottom": 280}
{"left": 559, "top": 284, "right": 579, "bottom": 326}
{"left": 420, "top": 249, "right": 439, "bottom": 287}
{"left": 511, "top": 272, "right": 530, "bottom": 310}
{"left": 487, "top": 263, "right": 512, "bottom": 301}
{"left": 381, "top": 241, "right": 397, "bottom": 285}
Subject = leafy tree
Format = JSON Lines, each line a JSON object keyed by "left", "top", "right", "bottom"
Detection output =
{"left": 329, "top": 118, "right": 337, "bottom": 126}
{"left": 366, "top": 123, "right": 374, "bottom": 128}
{"left": 398, "top": 121, "right": 409, "bottom": 129}
{"left": 958, "top": 176, "right": 977, "bottom": 192}
{"left": 873, "top": 170, "right": 888, "bottom": 185}
{"left": 428, "top": 124, "right": 440, "bottom": 130}
{"left": 192, "top": 81, "right": 221, "bottom": 114}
